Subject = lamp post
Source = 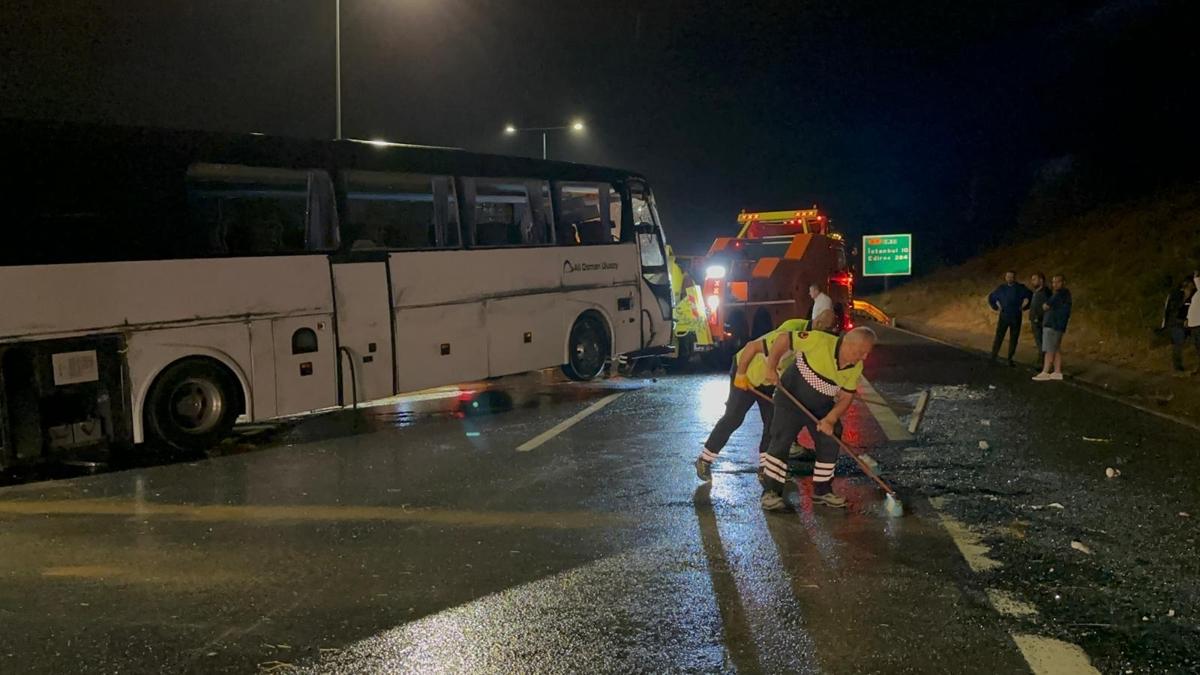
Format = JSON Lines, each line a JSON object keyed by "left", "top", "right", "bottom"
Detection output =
{"left": 335, "top": 0, "right": 343, "bottom": 140}
{"left": 503, "top": 121, "right": 586, "bottom": 159}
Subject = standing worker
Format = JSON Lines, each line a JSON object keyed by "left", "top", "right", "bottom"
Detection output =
{"left": 1028, "top": 272, "right": 1050, "bottom": 366}
{"left": 809, "top": 284, "right": 834, "bottom": 331}
{"left": 695, "top": 318, "right": 811, "bottom": 481}
{"left": 988, "top": 271, "right": 1032, "bottom": 367}
{"left": 759, "top": 326, "right": 877, "bottom": 511}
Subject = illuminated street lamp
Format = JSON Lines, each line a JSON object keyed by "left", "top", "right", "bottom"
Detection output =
{"left": 503, "top": 120, "right": 586, "bottom": 159}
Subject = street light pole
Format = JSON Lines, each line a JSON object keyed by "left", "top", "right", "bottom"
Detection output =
{"left": 503, "top": 121, "right": 586, "bottom": 160}
{"left": 335, "top": 0, "right": 342, "bottom": 140}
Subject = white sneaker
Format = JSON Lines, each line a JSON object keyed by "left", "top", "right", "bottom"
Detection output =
{"left": 1032, "top": 372, "right": 1053, "bottom": 381}
{"left": 1049, "top": 372, "right": 1064, "bottom": 380}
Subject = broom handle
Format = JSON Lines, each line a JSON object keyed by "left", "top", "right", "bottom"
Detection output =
{"left": 749, "top": 384, "right": 897, "bottom": 497}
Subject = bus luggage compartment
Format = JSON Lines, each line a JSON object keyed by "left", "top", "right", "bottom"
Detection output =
{"left": 0, "top": 335, "right": 131, "bottom": 466}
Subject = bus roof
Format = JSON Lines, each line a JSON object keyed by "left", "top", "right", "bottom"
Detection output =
{"left": 0, "top": 117, "right": 648, "bottom": 186}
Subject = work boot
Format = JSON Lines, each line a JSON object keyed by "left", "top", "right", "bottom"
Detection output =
{"left": 1007, "top": 358, "right": 1015, "bottom": 367}
{"left": 812, "top": 492, "right": 848, "bottom": 509}
{"left": 694, "top": 457, "right": 712, "bottom": 482}
{"left": 761, "top": 491, "right": 789, "bottom": 512}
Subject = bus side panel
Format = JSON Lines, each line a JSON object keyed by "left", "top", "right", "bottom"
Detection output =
{"left": 486, "top": 294, "right": 566, "bottom": 378}
{"left": 271, "top": 314, "right": 338, "bottom": 416}
{"left": 126, "top": 323, "right": 254, "bottom": 444}
{"left": 393, "top": 303, "right": 489, "bottom": 393}
{"left": 0, "top": 257, "right": 334, "bottom": 341}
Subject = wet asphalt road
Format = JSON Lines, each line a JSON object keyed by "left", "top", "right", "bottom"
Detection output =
{"left": 0, "top": 326, "right": 1196, "bottom": 674}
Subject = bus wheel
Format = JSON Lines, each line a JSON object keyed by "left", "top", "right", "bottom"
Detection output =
{"left": 145, "top": 358, "right": 240, "bottom": 456}
{"left": 562, "top": 314, "right": 609, "bottom": 381}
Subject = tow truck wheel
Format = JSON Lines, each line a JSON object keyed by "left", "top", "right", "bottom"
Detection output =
{"left": 562, "top": 314, "right": 609, "bottom": 381}
{"left": 145, "top": 358, "right": 241, "bottom": 456}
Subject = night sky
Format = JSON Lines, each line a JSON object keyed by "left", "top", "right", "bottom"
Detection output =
{"left": 3, "top": 1, "right": 1197, "bottom": 275}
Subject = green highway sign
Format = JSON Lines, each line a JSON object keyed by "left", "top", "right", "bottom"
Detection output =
{"left": 861, "top": 234, "right": 912, "bottom": 277}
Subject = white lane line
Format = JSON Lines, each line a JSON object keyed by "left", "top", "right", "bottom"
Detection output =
{"left": 1011, "top": 634, "right": 1100, "bottom": 675}
{"left": 929, "top": 497, "right": 1099, "bottom": 675}
{"left": 857, "top": 377, "right": 914, "bottom": 442}
{"left": 516, "top": 392, "right": 625, "bottom": 452}
{"left": 986, "top": 589, "right": 1039, "bottom": 618}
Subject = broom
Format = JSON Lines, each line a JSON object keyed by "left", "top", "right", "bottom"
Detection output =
{"left": 749, "top": 384, "right": 904, "bottom": 517}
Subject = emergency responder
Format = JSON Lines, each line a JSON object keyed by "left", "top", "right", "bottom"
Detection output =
{"left": 759, "top": 326, "right": 877, "bottom": 511}
{"left": 694, "top": 318, "right": 811, "bottom": 481}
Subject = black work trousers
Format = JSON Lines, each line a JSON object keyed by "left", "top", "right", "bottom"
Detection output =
{"left": 1030, "top": 318, "right": 1044, "bottom": 356}
{"left": 991, "top": 315, "right": 1021, "bottom": 361}
{"left": 703, "top": 366, "right": 774, "bottom": 457}
{"left": 761, "top": 367, "right": 841, "bottom": 496}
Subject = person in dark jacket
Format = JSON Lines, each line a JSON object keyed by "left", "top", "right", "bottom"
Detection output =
{"left": 1033, "top": 274, "right": 1072, "bottom": 381}
{"left": 988, "top": 271, "right": 1032, "bottom": 366}
{"left": 1028, "top": 272, "right": 1050, "bottom": 365}
{"left": 1161, "top": 275, "right": 1195, "bottom": 376}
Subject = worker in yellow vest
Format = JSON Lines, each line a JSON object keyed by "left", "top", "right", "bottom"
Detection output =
{"left": 759, "top": 327, "right": 877, "bottom": 511}
{"left": 695, "top": 318, "right": 810, "bottom": 481}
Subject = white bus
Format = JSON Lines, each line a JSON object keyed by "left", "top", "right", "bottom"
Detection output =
{"left": 0, "top": 120, "right": 673, "bottom": 465}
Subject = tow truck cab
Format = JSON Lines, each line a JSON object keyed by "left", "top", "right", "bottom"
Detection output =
{"left": 701, "top": 208, "right": 853, "bottom": 361}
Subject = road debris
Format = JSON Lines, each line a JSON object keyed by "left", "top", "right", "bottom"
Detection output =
{"left": 1070, "top": 540, "right": 1093, "bottom": 555}
{"left": 1168, "top": 609, "right": 1176, "bottom": 617}
{"left": 978, "top": 441, "right": 990, "bottom": 450}
{"left": 1105, "top": 467, "right": 1121, "bottom": 479}
{"left": 1028, "top": 502, "right": 1065, "bottom": 511}
{"left": 980, "top": 419, "right": 990, "bottom": 426}
{"left": 1082, "top": 437, "right": 1111, "bottom": 443}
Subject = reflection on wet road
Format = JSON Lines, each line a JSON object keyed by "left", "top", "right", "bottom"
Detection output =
{"left": 0, "top": 328, "right": 1194, "bottom": 672}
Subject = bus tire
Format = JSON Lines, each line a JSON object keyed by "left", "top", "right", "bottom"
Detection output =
{"left": 144, "top": 358, "right": 241, "bottom": 456}
{"left": 562, "top": 314, "right": 609, "bottom": 381}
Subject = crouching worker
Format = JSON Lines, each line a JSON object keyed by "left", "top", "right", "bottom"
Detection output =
{"left": 759, "top": 326, "right": 877, "bottom": 511}
{"left": 694, "top": 318, "right": 811, "bottom": 481}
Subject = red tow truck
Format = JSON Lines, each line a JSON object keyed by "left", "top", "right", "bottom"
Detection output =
{"left": 699, "top": 208, "right": 854, "bottom": 362}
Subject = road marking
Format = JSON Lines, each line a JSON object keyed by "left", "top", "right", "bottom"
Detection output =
{"left": 929, "top": 497, "right": 1099, "bottom": 674}
{"left": 857, "top": 377, "right": 913, "bottom": 441}
{"left": 986, "top": 588, "right": 1039, "bottom": 618}
{"left": 516, "top": 392, "right": 625, "bottom": 452}
{"left": 0, "top": 499, "right": 626, "bottom": 529}
{"left": 934, "top": 510, "right": 1002, "bottom": 573}
{"left": 1011, "top": 634, "right": 1100, "bottom": 675}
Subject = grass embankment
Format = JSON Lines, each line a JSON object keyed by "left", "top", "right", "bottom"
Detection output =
{"left": 873, "top": 190, "right": 1200, "bottom": 377}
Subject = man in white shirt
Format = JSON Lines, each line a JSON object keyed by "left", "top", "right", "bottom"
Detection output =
{"left": 809, "top": 283, "right": 834, "bottom": 330}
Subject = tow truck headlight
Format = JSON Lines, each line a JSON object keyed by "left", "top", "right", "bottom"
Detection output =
{"left": 706, "top": 294, "right": 721, "bottom": 312}
{"left": 705, "top": 265, "right": 727, "bottom": 280}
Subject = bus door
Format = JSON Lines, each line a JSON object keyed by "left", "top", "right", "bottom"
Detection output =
{"left": 330, "top": 252, "right": 396, "bottom": 405}
{"left": 629, "top": 182, "right": 673, "bottom": 349}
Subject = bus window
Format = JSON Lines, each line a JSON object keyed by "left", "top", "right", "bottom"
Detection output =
{"left": 609, "top": 186, "right": 625, "bottom": 242}
{"left": 467, "top": 178, "right": 552, "bottom": 247}
{"left": 344, "top": 171, "right": 458, "bottom": 250}
{"left": 557, "top": 183, "right": 621, "bottom": 245}
{"left": 187, "top": 164, "right": 315, "bottom": 255}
